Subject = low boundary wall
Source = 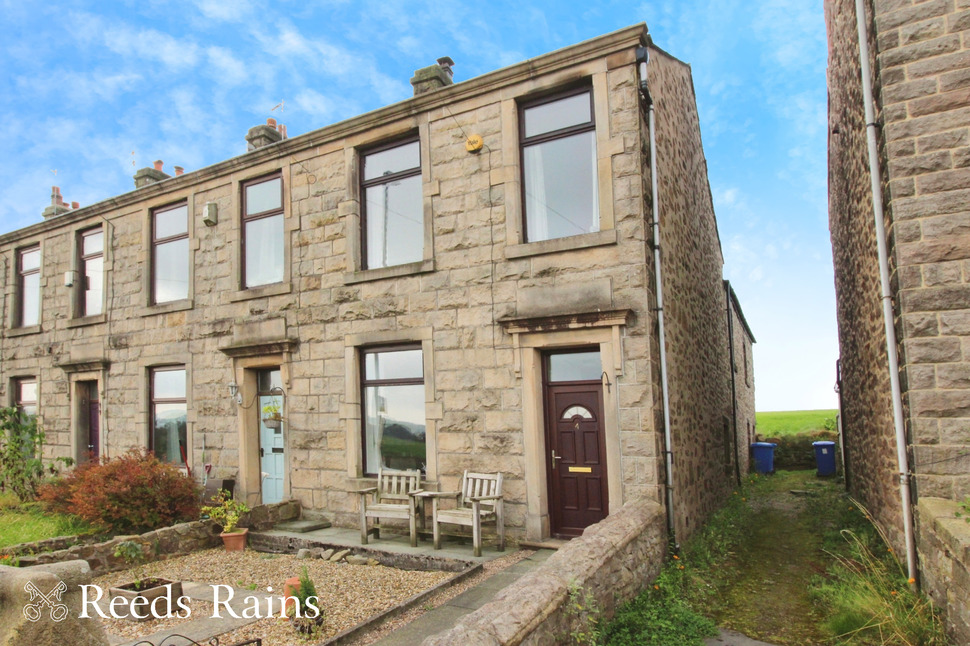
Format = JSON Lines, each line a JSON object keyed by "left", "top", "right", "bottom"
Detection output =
{"left": 422, "top": 498, "right": 667, "bottom": 645}
{"left": 6, "top": 499, "right": 300, "bottom": 575}
{"left": 917, "top": 498, "right": 970, "bottom": 644}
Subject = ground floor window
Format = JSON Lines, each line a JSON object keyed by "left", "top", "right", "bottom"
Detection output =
{"left": 14, "top": 378, "right": 37, "bottom": 419}
{"left": 361, "top": 346, "right": 425, "bottom": 475}
{"left": 150, "top": 367, "right": 187, "bottom": 465}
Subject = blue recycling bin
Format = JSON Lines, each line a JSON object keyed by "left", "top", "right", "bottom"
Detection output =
{"left": 751, "top": 442, "right": 777, "bottom": 474}
{"left": 813, "top": 440, "right": 837, "bottom": 477}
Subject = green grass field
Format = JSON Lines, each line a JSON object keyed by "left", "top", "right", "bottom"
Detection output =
{"left": 0, "top": 493, "right": 95, "bottom": 549}
{"left": 756, "top": 409, "right": 838, "bottom": 437}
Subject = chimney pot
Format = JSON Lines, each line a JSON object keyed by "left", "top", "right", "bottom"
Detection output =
{"left": 71, "top": 201, "right": 79, "bottom": 209}
{"left": 174, "top": 166, "right": 184, "bottom": 176}
{"left": 153, "top": 160, "right": 164, "bottom": 171}
{"left": 52, "top": 186, "right": 61, "bottom": 196}
{"left": 267, "top": 118, "right": 277, "bottom": 127}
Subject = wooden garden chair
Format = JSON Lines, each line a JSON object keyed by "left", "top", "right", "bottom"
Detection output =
{"left": 355, "top": 467, "right": 424, "bottom": 547}
{"left": 424, "top": 470, "right": 505, "bottom": 557}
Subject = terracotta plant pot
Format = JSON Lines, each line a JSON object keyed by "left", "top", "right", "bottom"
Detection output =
{"left": 220, "top": 527, "right": 249, "bottom": 551}
{"left": 283, "top": 576, "right": 301, "bottom": 617}
{"left": 108, "top": 579, "right": 183, "bottom": 622}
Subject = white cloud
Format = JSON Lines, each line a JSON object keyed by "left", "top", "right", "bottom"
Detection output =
{"left": 293, "top": 89, "right": 335, "bottom": 121}
{"left": 206, "top": 46, "right": 247, "bottom": 86}
{"left": 196, "top": 0, "right": 254, "bottom": 22}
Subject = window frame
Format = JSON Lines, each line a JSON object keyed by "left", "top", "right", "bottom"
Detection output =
{"left": 77, "top": 227, "right": 104, "bottom": 317}
{"left": 151, "top": 201, "right": 189, "bottom": 305}
{"left": 14, "top": 377, "right": 37, "bottom": 419}
{"left": 149, "top": 366, "right": 187, "bottom": 465}
{"left": 359, "top": 344, "right": 425, "bottom": 476}
{"left": 16, "top": 245, "right": 41, "bottom": 328}
{"left": 359, "top": 135, "right": 423, "bottom": 271}
{"left": 241, "top": 172, "right": 285, "bottom": 289}
{"left": 518, "top": 85, "right": 598, "bottom": 244}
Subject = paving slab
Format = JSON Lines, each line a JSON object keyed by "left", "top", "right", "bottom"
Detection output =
{"left": 704, "top": 628, "right": 780, "bottom": 646}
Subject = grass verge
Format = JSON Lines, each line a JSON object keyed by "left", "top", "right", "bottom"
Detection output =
{"left": 0, "top": 492, "right": 95, "bottom": 549}
{"left": 756, "top": 409, "right": 837, "bottom": 437}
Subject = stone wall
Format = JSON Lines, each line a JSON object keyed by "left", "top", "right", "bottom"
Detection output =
{"left": 728, "top": 283, "right": 756, "bottom": 478}
{"left": 917, "top": 498, "right": 970, "bottom": 643}
{"left": 649, "top": 49, "right": 736, "bottom": 541}
{"left": 6, "top": 500, "right": 299, "bottom": 575}
{"left": 826, "top": 0, "right": 970, "bottom": 638}
{"left": 421, "top": 498, "right": 666, "bottom": 646}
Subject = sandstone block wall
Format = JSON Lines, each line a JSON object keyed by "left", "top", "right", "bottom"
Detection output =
{"left": 826, "top": 0, "right": 970, "bottom": 638}
{"left": 728, "top": 283, "right": 756, "bottom": 478}
{"left": 649, "top": 49, "right": 737, "bottom": 540}
{"left": 917, "top": 498, "right": 970, "bottom": 643}
{"left": 826, "top": 0, "right": 907, "bottom": 554}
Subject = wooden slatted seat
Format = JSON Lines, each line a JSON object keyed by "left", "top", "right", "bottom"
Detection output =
{"left": 355, "top": 467, "right": 424, "bottom": 547}
{"left": 424, "top": 470, "right": 504, "bottom": 557}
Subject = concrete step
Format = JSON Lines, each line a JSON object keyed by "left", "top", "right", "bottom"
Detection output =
{"left": 274, "top": 519, "right": 331, "bottom": 533}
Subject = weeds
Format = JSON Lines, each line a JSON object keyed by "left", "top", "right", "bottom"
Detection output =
{"left": 956, "top": 497, "right": 970, "bottom": 524}
{"left": 560, "top": 581, "right": 602, "bottom": 645}
{"left": 813, "top": 502, "right": 947, "bottom": 645}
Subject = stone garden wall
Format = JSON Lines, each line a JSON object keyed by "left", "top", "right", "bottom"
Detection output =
{"left": 421, "top": 498, "right": 666, "bottom": 646}
{"left": 917, "top": 498, "right": 970, "bottom": 644}
{"left": 5, "top": 500, "right": 300, "bottom": 575}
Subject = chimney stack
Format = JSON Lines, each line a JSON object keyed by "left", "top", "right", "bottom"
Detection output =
{"left": 134, "top": 158, "right": 172, "bottom": 188}
{"left": 42, "top": 186, "right": 73, "bottom": 219}
{"left": 411, "top": 57, "right": 455, "bottom": 96}
{"left": 246, "top": 118, "right": 284, "bottom": 151}
{"left": 174, "top": 166, "right": 184, "bottom": 176}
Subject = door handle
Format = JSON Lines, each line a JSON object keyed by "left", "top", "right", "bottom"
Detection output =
{"left": 551, "top": 450, "right": 562, "bottom": 469}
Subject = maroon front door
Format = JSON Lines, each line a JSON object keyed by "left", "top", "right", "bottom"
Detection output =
{"left": 81, "top": 381, "right": 100, "bottom": 461}
{"left": 545, "top": 382, "right": 609, "bottom": 537}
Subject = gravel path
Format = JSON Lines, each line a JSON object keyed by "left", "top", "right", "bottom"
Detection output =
{"left": 90, "top": 548, "right": 455, "bottom": 644}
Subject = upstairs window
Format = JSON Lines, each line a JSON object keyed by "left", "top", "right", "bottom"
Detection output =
{"left": 17, "top": 246, "right": 40, "bottom": 327}
{"left": 152, "top": 203, "right": 189, "bottom": 303}
{"left": 361, "top": 346, "right": 425, "bottom": 475}
{"left": 15, "top": 378, "right": 37, "bottom": 419}
{"left": 150, "top": 367, "right": 187, "bottom": 466}
{"left": 78, "top": 228, "right": 104, "bottom": 317}
{"left": 520, "top": 88, "right": 599, "bottom": 242}
{"left": 361, "top": 139, "right": 422, "bottom": 269}
{"left": 242, "top": 174, "right": 284, "bottom": 288}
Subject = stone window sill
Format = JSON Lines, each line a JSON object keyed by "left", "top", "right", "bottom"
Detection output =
{"left": 505, "top": 229, "right": 617, "bottom": 259}
{"left": 228, "top": 282, "right": 293, "bottom": 303}
{"left": 344, "top": 259, "right": 435, "bottom": 285}
{"left": 140, "top": 299, "right": 194, "bottom": 317}
{"left": 66, "top": 314, "right": 107, "bottom": 329}
{"left": 7, "top": 324, "right": 42, "bottom": 337}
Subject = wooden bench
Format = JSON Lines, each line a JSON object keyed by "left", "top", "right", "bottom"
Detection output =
{"left": 424, "top": 470, "right": 504, "bottom": 557}
{"left": 355, "top": 467, "right": 424, "bottom": 547}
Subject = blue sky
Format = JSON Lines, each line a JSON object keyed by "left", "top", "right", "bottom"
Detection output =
{"left": 0, "top": 0, "right": 837, "bottom": 412}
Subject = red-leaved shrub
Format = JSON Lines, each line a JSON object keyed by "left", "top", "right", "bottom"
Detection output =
{"left": 39, "top": 449, "right": 201, "bottom": 534}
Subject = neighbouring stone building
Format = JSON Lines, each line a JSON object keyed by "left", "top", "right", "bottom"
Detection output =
{"left": 1, "top": 25, "right": 753, "bottom": 547}
{"left": 826, "top": 0, "right": 970, "bottom": 639}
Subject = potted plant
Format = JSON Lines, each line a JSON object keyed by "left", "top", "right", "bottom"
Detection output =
{"left": 261, "top": 401, "right": 283, "bottom": 429}
{"left": 108, "top": 540, "right": 183, "bottom": 621}
{"left": 201, "top": 489, "right": 251, "bottom": 551}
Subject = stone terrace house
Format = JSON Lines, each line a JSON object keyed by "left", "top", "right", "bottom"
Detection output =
{"left": 0, "top": 25, "right": 754, "bottom": 546}
{"left": 826, "top": 0, "right": 970, "bottom": 639}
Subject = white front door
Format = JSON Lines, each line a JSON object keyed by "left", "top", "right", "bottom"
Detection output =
{"left": 258, "top": 369, "right": 285, "bottom": 504}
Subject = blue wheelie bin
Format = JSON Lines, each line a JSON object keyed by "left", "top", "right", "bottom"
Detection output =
{"left": 751, "top": 442, "right": 777, "bottom": 474}
{"left": 813, "top": 440, "right": 837, "bottom": 476}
